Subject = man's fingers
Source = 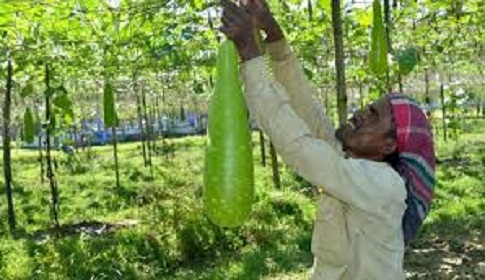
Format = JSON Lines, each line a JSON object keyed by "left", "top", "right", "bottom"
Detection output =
{"left": 220, "top": 0, "right": 236, "bottom": 7}
{"left": 250, "top": 0, "right": 261, "bottom": 9}
{"left": 221, "top": 0, "right": 250, "bottom": 21}
{"left": 221, "top": 15, "right": 234, "bottom": 28}
{"left": 222, "top": 8, "right": 244, "bottom": 27}
{"left": 220, "top": 0, "right": 241, "bottom": 16}
{"left": 239, "top": 0, "right": 254, "bottom": 9}
{"left": 230, "top": 12, "right": 250, "bottom": 27}
{"left": 256, "top": 0, "right": 269, "bottom": 10}
{"left": 254, "top": 0, "right": 270, "bottom": 13}
{"left": 241, "top": 0, "right": 258, "bottom": 14}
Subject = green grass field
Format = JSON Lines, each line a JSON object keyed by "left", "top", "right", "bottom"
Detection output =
{"left": 1, "top": 121, "right": 484, "bottom": 279}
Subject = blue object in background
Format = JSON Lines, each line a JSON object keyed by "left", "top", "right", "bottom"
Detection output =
{"left": 187, "top": 113, "right": 196, "bottom": 127}
{"left": 60, "top": 144, "right": 75, "bottom": 155}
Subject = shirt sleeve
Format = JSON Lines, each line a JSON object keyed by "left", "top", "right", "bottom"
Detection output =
{"left": 265, "top": 39, "right": 340, "bottom": 150}
{"left": 241, "top": 56, "right": 404, "bottom": 214}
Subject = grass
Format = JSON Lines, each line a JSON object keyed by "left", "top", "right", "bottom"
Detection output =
{"left": 0, "top": 120, "right": 484, "bottom": 279}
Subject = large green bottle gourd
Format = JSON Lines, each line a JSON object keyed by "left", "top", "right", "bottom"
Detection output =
{"left": 23, "top": 108, "right": 35, "bottom": 144}
{"left": 369, "top": 0, "right": 388, "bottom": 76}
{"left": 204, "top": 40, "right": 254, "bottom": 227}
{"left": 103, "top": 80, "right": 116, "bottom": 127}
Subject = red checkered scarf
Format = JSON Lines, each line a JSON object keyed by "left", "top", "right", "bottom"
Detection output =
{"left": 388, "top": 93, "right": 436, "bottom": 246}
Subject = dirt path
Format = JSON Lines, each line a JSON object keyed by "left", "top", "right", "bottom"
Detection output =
{"left": 405, "top": 235, "right": 485, "bottom": 279}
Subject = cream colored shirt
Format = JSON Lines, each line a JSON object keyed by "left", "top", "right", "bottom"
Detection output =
{"left": 240, "top": 39, "right": 408, "bottom": 280}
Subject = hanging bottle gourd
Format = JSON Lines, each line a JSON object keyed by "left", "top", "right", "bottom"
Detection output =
{"left": 203, "top": 40, "right": 254, "bottom": 227}
{"left": 23, "top": 107, "right": 35, "bottom": 144}
{"left": 103, "top": 79, "right": 117, "bottom": 127}
{"left": 369, "top": 0, "right": 388, "bottom": 76}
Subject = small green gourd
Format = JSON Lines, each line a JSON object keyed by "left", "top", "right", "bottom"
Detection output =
{"left": 23, "top": 108, "right": 35, "bottom": 143}
{"left": 103, "top": 80, "right": 117, "bottom": 127}
{"left": 369, "top": 0, "right": 388, "bottom": 75}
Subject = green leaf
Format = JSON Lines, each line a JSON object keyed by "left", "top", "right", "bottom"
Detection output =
{"left": 51, "top": 85, "right": 75, "bottom": 122}
{"left": 194, "top": 82, "right": 204, "bottom": 94}
{"left": 355, "top": 8, "right": 372, "bottom": 27}
{"left": 48, "top": 107, "right": 57, "bottom": 133}
{"left": 192, "top": 0, "right": 203, "bottom": 10}
{"left": 181, "top": 27, "right": 195, "bottom": 40}
{"left": 45, "top": 87, "right": 55, "bottom": 98}
{"left": 397, "top": 47, "right": 420, "bottom": 76}
{"left": 318, "top": 0, "right": 332, "bottom": 17}
{"left": 52, "top": 86, "right": 72, "bottom": 111}
{"left": 63, "top": 113, "right": 73, "bottom": 127}
{"left": 21, "top": 83, "right": 34, "bottom": 98}
{"left": 303, "top": 66, "right": 313, "bottom": 80}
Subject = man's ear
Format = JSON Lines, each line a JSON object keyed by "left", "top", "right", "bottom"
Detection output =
{"left": 379, "top": 138, "right": 397, "bottom": 156}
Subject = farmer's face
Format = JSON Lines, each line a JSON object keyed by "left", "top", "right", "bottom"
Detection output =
{"left": 336, "top": 96, "right": 397, "bottom": 161}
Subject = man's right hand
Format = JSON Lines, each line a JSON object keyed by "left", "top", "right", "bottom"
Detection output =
{"left": 241, "top": 0, "right": 284, "bottom": 43}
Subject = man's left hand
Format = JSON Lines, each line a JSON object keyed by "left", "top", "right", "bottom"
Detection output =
{"left": 219, "top": 0, "right": 262, "bottom": 62}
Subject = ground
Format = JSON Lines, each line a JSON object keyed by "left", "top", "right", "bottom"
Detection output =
{"left": 0, "top": 120, "right": 484, "bottom": 279}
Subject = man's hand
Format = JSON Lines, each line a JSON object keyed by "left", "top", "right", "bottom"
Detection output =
{"left": 241, "top": 0, "right": 284, "bottom": 43}
{"left": 220, "top": 0, "right": 262, "bottom": 62}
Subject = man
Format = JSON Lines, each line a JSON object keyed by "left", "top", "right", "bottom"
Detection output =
{"left": 219, "top": 0, "right": 436, "bottom": 279}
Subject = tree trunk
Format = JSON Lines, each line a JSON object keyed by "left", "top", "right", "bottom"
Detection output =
{"left": 141, "top": 84, "right": 152, "bottom": 167}
{"left": 384, "top": 0, "right": 392, "bottom": 91}
{"left": 73, "top": 125, "right": 79, "bottom": 153}
{"left": 87, "top": 129, "right": 93, "bottom": 160}
{"left": 153, "top": 95, "right": 160, "bottom": 153}
{"left": 72, "top": 80, "right": 79, "bottom": 153}
{"left": 398, "top": 73, "right": 403, "bottom": 93}
{"left": 440, "top": 83, "right": 447, "bottom": 142}
{"left": 45, "top": 63, "right": 60, "bottom": 228}
{"left": 259, "top": 130, "right": 266, "bottom": 167}
{"left": 307, "top": 0, "right": 313, "bottom": 21}
{"left": 180, "top": 104, "right": 185, "bottom": 121}
{"left": 269, "top": 142, "right": 281, "bottom": 189}
{"left": 447, "top": 74, "right": 458, "bottom": 140}
{"left": 324, "top": 88, "right": 330, "bottom": 117}
{"left": 111, "top": 126, "right": 120, "bottom": 189}
{"left": 81, "top": 121, "right": 86, "bottom": 152}
{"left": 331, "top": 0, "right": 347, "bottom": 126}
{"left": 476, "top": 99, "right": 481, "bottom": 117}
{"left": 161, "top": 84, "right": 170, "bottom": 160}
{"left": 424, "top": 69, "right": 431, "bottom": 118}
{"left": 480, "top": 71, "right": 484, "bottom": 118}
{"left": 359, "top": 81, "right": 365, "bottom": 110}
{"left": 35, "top": 105, "right": 45, "bottom": 184}
{"left": 136, "top": 93, "right": 147, "bottom": 166}
{"left": 148, "top": 103, "right": 156, "bottom": 178}
{"left": 3, "top": 60, "right": 16, "bottom": 233}
{"left": 38, "top": 134, "right": 45, "bottom": 184}
{"left": 482, "top": 99, "right": 485, "bottom": 118}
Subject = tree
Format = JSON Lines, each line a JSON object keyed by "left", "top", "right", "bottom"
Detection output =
{"left": 2, "top": 59, "right": 16, "bottom": 233}
{"left": 331, "top": 0, "right": 347, "bottom": 125}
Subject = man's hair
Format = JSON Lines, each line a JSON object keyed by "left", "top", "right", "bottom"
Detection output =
{"left": 384, "top": 150, "right": 400, "bottom": 170}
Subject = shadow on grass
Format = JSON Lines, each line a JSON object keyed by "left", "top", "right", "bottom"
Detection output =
{"left": 14, "top": 219, "right": 140, "bottom": 242}
{"left": 237, "top": 235, "right": 313, "bottom": 280}
{"left": 171, "top": 232, "right": 313, "bottom": 280}
{"left": 20, "top": 221, "right": 180, "bottom": 280}
{"left": 405, "top": 211, "right": 484, "bottom": 279}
